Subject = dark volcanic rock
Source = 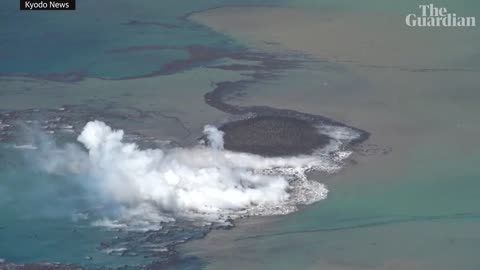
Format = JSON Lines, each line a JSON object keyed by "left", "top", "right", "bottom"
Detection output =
{"left": 220, "top": 116, "right": 330, "bottom": 157}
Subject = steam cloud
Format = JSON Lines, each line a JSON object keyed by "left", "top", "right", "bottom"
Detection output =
{"left": 203, "top": 124, "right": 225, "bottom": 150}
{"left": 34, "top": 121, "right": 351, "bottom": 226}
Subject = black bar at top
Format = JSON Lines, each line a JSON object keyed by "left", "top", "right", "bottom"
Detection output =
{"left": 20, "top": 0, "right": 76, "bottom": 10}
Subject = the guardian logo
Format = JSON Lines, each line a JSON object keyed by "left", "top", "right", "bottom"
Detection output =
{"left": 406, "top": 4, "right": 475, "bottom": 27}
{"left": 20, "top": 0, "right": 75, "bottom": 10}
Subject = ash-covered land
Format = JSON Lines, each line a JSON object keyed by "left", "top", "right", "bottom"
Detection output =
{"left": 220, "top": 116, "right": 330, "bottom": 156}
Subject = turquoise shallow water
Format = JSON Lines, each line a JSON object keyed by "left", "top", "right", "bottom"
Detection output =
{"left": 229, "top": 146, "right": 480, "bottom": 269}
{"left": 1, "top": 0, "right": 479, "bottom": 77}
{"left": 1, "top": 0, "right": 247, "bottom": 78}
{"left": 0, "top": 145, "right": 149, "bottom": 267}
{"left": 1, "top": 0, "right": 379, "bottom": 79}
{"left": 286, "top": 154, "right": 480, "bottom": 236}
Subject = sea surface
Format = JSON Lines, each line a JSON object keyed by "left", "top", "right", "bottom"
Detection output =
{"left": 1, "top": 0, "right": 480, "bottom": 269}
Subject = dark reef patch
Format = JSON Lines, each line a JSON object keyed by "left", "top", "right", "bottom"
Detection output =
{"left": 220, "top": 116, "right": 330, "bottom": 156}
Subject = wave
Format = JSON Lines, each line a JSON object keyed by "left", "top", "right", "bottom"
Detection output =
{"left": 9, "top": 144, "right": 38, "bottom": 150}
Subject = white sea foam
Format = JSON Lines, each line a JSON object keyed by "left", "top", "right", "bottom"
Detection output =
{"left": 314, "top": 125, "right": 361, "bottom": 156}
{"left": 103, "top": 247, "right": 128, "bottom": 255}
{"left": 12, "top": 144, "right": 38, "bottom": 150}
{"left": 92, "top": 218, "right": 129, "bottom": 229}
{"left": 38, "top": 120, "right": 353, "bottom": 229}
{"left": 318, "top": 125, "right": 361, "bottom": 141}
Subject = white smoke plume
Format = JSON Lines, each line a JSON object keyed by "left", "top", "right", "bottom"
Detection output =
{"left": 203, "top": 124, "right": 224, "bottom": 150}
{"left": 33, "top": 121, "right": 351, "bottom": 226}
